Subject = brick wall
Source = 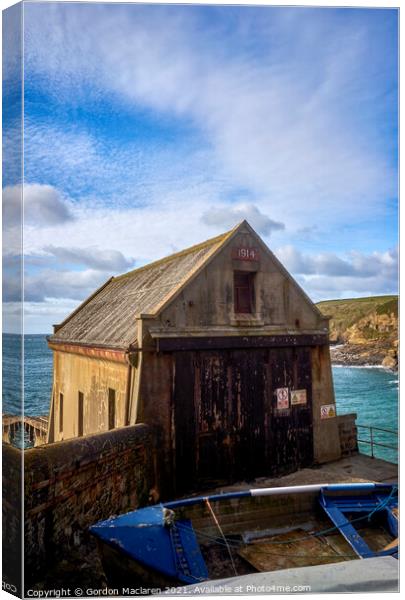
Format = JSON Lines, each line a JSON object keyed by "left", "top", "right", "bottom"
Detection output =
{"left": 337, "top": 413, "right": 358, "bottom": 456}
{"left": 3, "top": 424, "right": 157, "bottom": 591}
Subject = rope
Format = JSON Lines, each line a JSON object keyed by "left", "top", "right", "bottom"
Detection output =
{"left": 205, "top": 498, "right": 238, "bottom": 576}
{"left": 174, "top": 489, "right": 398, "bottom": 557}
{"left": 175, "top": 520, "right": 398, "bottom": 560}
{"left": 367, "top": 485, "right": 398, "bottom": 521}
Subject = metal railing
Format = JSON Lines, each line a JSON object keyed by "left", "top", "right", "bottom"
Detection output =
{"left": 357, "top": 424, "right": 398, "bottom": 460}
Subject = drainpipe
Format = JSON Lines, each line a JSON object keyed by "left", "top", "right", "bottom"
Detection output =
{"left": 124, "top": 349, "right": 140, "bottom": 426}
{"left": 46, "top": 382, "right": 55, "bottom": 443}
{"left": 124, "top": 361, "right": 132, "bottom": 426}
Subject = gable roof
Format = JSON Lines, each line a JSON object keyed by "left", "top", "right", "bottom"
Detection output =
{"left": 49, "top": 226, "right": 237, "bottom": 350}
{"left": 49, "top": 220, "right": 325, "bottom": 351}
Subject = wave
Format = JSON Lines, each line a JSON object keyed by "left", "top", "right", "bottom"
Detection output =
{"left": 332, "top": 363, "right": 390, "bottom": 370}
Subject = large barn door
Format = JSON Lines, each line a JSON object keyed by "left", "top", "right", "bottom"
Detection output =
{"left": 173, "top": 347, "right": 313, "bottom": 493}
{"left": 173, "top": 351, "right": 197, "bottom": 492}
{"left": 194, "top": 349, "right": 268, "bottom": 485}
{"left": 229, "top": 349, "right": 268, "bottom": 481}
{"left": 267, "top": 347, "right": 313, "bottom": 475}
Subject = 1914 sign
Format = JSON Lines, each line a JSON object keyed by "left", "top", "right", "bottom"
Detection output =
{"left": 232, "top": 247, "right": 260, "bottom": 261}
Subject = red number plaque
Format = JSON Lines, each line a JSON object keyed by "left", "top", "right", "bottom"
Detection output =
{"left": 232, "top": 247, "right": 260, "bottom": 261}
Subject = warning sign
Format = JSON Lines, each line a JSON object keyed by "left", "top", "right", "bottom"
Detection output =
{"left": 276, "top": 388, "right": 289, "bottom": 410}
{"left": 291, "top": 389, "right": 307, "bottom": 405}
{"left": 320, "top": 404, "right": 336, "bottom": 419}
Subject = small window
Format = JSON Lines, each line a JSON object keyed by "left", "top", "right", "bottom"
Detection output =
{"left": 78, "top": 392, "right": 84, "bottom": 437}
{"left": 234, "top": 272, "right": 254, "bottom": 313}
{"left": 108, "top": 388, "right": 116, "bottom": 430}
{"left": 59, "top": 393, "right": 64, "bottom": 433}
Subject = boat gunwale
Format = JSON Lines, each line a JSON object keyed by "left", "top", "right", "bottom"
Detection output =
{"left": 163, "top": 482, "right": 391, "bottom": 510}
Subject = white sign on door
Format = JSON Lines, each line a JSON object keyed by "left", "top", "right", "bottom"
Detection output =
{"left": 276, "top": 387, "right": 289, "bottom": 410}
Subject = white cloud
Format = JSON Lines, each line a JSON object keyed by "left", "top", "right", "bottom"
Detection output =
{"left": 276, "top": 245, "right": 398, "bottom": 300}
{"left": 275, "top": 245, "right": 355, "bottom": 276}
{"left": 201, "top": 204, "right": 285, "bottom": 236}
{"left": 43, "top": 245, "right": 135, "bottom": 272}
{"left": 23, "top": 4, "right": 397, "bottom": 229}
{"left": 24, "top": 268, "right": 109, "bottom": 302}
{"left": 21, "top": 184, "right": 237, "bottom": 263}
{"left": 3, "top": 243, "right": 135, "bottom": 305}
{"left": 23, "top": 119, "right": 226, "bottom": 211}
{"left": 276, "top": 245, "right": 398, "bottom": 278}
{"left": 3, "top": 299, "right": 80, "bottom": 335}
{"left": 4, "top": 5, "right": 397, "bottom": 332}
{"left": 2, "top": 183, "right": 74, "bottom": 227}
{"left": 2, "top": 274, "right": 21, "bottom": 303}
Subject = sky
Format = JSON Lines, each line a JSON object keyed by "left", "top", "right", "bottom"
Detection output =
{"left": 2, "top": 1, "right": 399, "bottom": 333}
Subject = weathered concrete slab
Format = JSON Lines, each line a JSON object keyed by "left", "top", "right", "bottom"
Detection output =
{"left": 169, "top": 556, "right": 399, "bottom": 594}
{"left": 201, "top": 453, "right": 398, "bottom": 496}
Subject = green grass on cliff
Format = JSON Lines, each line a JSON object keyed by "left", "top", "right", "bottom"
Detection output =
{"left": 317, "top": 295, "right": 397, "bottom": 322}
{"left": 316, "top": 295, "right": 398, "bottom": 341}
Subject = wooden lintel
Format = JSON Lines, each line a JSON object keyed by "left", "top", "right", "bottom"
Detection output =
{"left": 47, "top": 341, "right": 127, "bottom": 363}
{"left": 157, "top": 334, "right": 329, "bottom": 352}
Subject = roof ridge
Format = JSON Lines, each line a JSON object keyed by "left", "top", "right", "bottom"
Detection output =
{"left": 114, "top": 228, "right": 233, "bottom": 281}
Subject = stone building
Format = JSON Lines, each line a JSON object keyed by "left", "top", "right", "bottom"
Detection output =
{"left": 47, "top": 221, "right": 341, "bottom": 492}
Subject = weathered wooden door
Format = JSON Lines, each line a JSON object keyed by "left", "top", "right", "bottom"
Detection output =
{"left": 173, "top": 347, "right": 313, "bottom": 493}
{"left": 267, "top": 347, "right": 313, "bottom": 476}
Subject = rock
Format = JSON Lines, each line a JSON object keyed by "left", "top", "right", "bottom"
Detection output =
{"left": 382, "top": 354, "right": 398, "bottom": 370}
{"left": 318, "top": 297, "right": 398, "bottom": 369}
{"left": 330, "top": 342, "right": 398, "bottom": 370}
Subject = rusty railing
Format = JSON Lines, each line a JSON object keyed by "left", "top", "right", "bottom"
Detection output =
{"left": 357, "top": 424, "right": 398, "bottom": 460}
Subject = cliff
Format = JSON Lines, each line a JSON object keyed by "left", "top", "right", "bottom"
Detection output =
{"left": 316, "top": 296, "right": 398, "bottom": 370}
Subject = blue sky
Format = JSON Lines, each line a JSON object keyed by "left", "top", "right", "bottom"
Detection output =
{"left": 2, "top": 2, "right": 398, "bottom": 333}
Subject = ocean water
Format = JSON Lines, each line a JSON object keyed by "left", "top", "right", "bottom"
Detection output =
{"left": 333, "top": 365, "right": 398, "bottom": 463}
{"left": 2, "top": 334, "right": 398, "bottom": 462}
{"left": 2, "top": 334, "right": 53, "bottom": 416}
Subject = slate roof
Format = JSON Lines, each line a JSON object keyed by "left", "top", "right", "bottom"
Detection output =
{"left": 49, "top": 228, "right": 235, "bottom": 350}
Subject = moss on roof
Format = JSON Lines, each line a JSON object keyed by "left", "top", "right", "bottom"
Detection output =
{"left": 49, "top": 225, "right": 237, "bottom": 349}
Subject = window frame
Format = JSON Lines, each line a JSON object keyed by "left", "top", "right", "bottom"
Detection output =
{"left": 233, "top": 271, "right": 255, "bottom": 314}
{"left": 59, "top": 392, "right": 64, "bottom": 434}
{"left": 108, "top": 388, "right": 116, "bottom": 431}
{"left": 78, "top": 391, "right": 84, "bottom": 437}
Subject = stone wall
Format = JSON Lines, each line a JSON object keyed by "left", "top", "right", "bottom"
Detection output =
{"left": 3, "top": 424, "right": 157, "bottom": 592}
{"left": 2, "top": 443, "right": 22, "bottom": 596}
{"left": 337, "top": 413, "right": 358, "bottom": 456}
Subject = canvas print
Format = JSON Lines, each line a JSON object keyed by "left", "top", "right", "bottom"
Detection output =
{"left": 2, "top": 1, "right": 399, "bottom": 597}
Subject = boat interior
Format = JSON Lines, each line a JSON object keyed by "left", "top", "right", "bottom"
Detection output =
{"left": 168, "top": 486, "right": 398, "bottom": 581}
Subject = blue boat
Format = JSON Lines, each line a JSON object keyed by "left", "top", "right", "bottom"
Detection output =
{"left": 90, "top": 483, "right": 398, "bottom": 592}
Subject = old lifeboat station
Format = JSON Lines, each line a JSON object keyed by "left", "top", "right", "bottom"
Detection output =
{"left": 46, "top": 221, "right": 341, "bottom": 493}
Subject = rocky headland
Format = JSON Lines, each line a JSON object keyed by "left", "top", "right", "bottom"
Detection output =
{"left": 316, "top": 295, "right": 398, "bottom": 371}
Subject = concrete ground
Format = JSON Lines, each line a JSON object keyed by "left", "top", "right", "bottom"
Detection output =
{"left": 205, "top": 453, "right": 398, "bottom": 495}
{"left": 169, "top": 556, "right": 399, "bottom": 594}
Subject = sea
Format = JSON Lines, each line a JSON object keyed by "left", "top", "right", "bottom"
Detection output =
{"left": 2, "top": 334, "right": 399, "bottom": 463}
